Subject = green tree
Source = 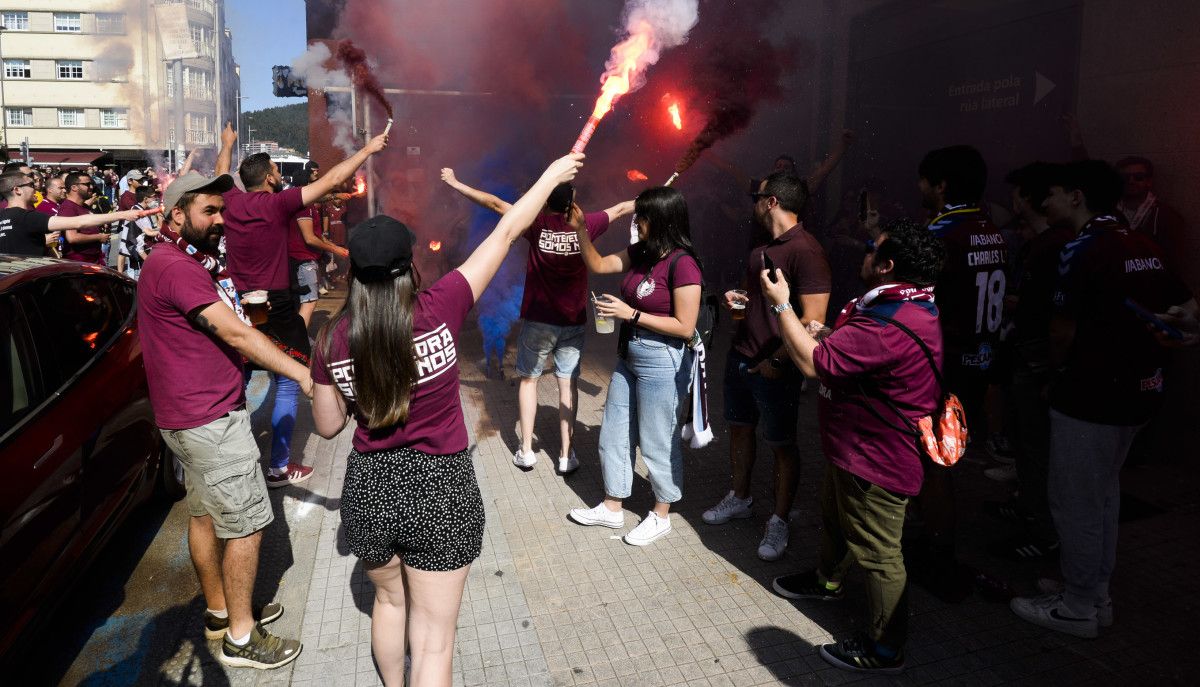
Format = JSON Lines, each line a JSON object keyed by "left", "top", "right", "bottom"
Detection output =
{"left": 243, "top": 103, "right": 309, "bottom": 155}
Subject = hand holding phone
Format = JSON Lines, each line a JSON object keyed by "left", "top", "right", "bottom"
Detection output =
{"left": 762, "top": 251, "right": 778, "bottom": 283}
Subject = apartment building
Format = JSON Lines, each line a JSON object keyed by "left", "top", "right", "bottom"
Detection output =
{"left": 0, "top": 0, "right": 239, "bottom": 167}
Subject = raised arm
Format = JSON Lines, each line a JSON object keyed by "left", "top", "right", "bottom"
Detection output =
{"left": 440, "top": 168, "right": 513, "bottom": 215}
{"left": 215, "top": 122, "right": 236, "bottom": 176}
{"left": 297, "top": 216, "right": 349, "bottom": 257}
{"left": 806, "top": 128, "right": 855, "bottom": 193}
{"left": 572, "top": 203, "right": 629, "bottom": 274}
{"left": 760, "top": 269, "right": 819, "bottom": 376}
{"left": 53, "top": 208, "right": 144, "bottom": 236}
{"left": 302, "top": 134, "right": 388, "bottom": 206}
{"left": 457, "top": 154, "right": 584, "bottom": 301}
{"left": 179, "top": 148, "right": 198, "bottom": 176}
{"left": 604, "top": 200, "right": 635, "bottom": 223}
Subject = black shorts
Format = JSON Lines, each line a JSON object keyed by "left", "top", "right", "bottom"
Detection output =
{"left": 340, "top": 446, "right": 485, "bottom": 571}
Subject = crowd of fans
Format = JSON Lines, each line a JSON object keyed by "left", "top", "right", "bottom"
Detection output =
{"left": 1, "top": 112, "right": 1198, "bottom": 684}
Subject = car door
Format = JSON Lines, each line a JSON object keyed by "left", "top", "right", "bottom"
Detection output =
{"left": 0, "top": 289, "right": 82, "bottom": 651}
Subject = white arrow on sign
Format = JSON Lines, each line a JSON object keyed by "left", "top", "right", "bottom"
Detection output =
{"left": 1035, "top": 71, "right": 1056, "bottom": 105}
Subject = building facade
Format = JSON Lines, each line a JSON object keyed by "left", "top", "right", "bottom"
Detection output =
{"left": 0, "top": 0, "right": 239, "bottom": 167}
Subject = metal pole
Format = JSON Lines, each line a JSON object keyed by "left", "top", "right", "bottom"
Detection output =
{"left": 0, "top": 27, "right": 9, "bottom": 160}
{"left": 173, "top": 59, "right": 185, "bottom": 170}
{"left": 364, "top": 96, "right": 375, "bottom": 216}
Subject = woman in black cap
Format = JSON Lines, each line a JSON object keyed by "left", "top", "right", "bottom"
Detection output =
{"left": 310, "top": 153, "right": 582, "bottom": 686}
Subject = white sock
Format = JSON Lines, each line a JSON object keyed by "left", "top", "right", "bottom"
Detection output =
{"left": 207, "top": 608, "right": 228, "bottom": 619}
{"left": 228, "top": 630, "right": 251, "bottom": 646}
{"left": 269, "top": 466, "right": 287, "bottom": 477}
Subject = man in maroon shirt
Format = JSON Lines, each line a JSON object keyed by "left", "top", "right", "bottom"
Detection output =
{"left": 60, "top": 171, "right": 110, "bottom": 264}
{"left": 214, "top": 122, "right": 387, "bottom": 487}
{"left": 36, "top": 173, "right": 66, "bottom": 216}
{"left": 1010, "top": 160, "right": 1197, "bottom": 638}
{"left": 766, "top": 218, "right": 946, "bottom": 675}
{"left": 139, "top": 172, "right": 312, "bottom": 669}
{"left": 702, "top": 172, "right": 831, "bottom": 562}
{"left": 441, "top": 168, "right": 633, "bottom": 474}
{"left": 915, "top": 145, "right": 1008, "bottom": 600}
{"left": 119, "top": 169, "right": 143, "bottom": 211}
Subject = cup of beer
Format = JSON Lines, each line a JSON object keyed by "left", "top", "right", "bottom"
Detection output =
{"left": 730, "top": 289, "right": 749, "bottom": 320}
{"left": 242, "top": 290, "right": 270, "bottom": 326}
{"left": 592, "top": 295, "right": 615, "bottom": 334}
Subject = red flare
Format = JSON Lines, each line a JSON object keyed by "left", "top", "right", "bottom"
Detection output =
{"left": 429, "top": 240, "right": 442, "bottom": 252}
{"left": 626, "top": 169, "right": 649, "bottom": 182}
{"left": 669, "top": 102, "right": 682, "bottom": 130}
{"left": 355, "top": 176, "right": 366, "bottom": 196}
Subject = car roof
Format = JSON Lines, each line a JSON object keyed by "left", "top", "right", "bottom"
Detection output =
{"left": 0, "top": 255, "right": 114, "bottom": 292}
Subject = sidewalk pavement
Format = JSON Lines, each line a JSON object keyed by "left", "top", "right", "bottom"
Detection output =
{"left": 221, "top": 310, "right": 1200, "bottom": 686}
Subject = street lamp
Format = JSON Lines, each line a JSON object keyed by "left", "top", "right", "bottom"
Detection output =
{"left": 246, "top": 127, "right": 256, "bottom": 155}
{"left": 235, "top": 94, "right": 249, "bottom": 156}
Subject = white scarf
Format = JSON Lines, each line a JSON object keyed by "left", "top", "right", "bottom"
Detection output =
{"left": 1120, "top": 192, "right": 1157, "bottom": 233}
{"left": 681, "top": 339, "right": 713, "bottom": 449}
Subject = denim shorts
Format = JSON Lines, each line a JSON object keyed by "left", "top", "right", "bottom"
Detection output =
{"left": 295, "top": 260, "right": 319, "bottom": 303}
{"left": 515, "top": 320, "right": 585, "bottom": 379}
{"left": 161, "top": 409, "right": 273, "bottom": 539}
{"left": 723, "top": 350, "right": 802, "bottom": 446}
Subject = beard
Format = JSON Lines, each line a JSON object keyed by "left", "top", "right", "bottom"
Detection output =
{"left": 179, "top": 216, "right": 223, "bottom": 251}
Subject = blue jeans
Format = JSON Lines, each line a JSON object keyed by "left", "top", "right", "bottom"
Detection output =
{"left": 245, "top": 370, "right": 299, "bottom": 470}
{"left": 598, "top": 331, "right": 691, "bottom": 504}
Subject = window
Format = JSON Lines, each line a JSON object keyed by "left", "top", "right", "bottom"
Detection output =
{"left": 3, "top": 59, "right": 31, "bottom": 80}
{"left": 27, "top": 276, "right": 127, "bottom": 387}
{"left": 183, "top": 68, "right": 212, "bottom": 100}
{"left": 101, "top": 109, "right": 128, "bottom": 129}
{"left": 58, "top": 108, "right": 85, "bottom": 128}
{"left": 57, "top": 61, "right": 85, "bottom": 80}
{"left": 5, "top": 108, "right": 33, "bottom": 127}
{"left": 0, "top": 296, "right": 40, "bottom": 437}
{"left": 53, "top": 12, "right": 82, "bottom": 33}
{"left": 165, "top": 68, "right": 175, "bottom": 97}
{"left": 96, "top": 13, "right": 126, "bottom": 34}
{"left": 1, "top": 11, "right": 29, "bottom": 31}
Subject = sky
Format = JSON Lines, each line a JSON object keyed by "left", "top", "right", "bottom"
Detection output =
{"left": 226, "top": 0, "right": 308, "bottom": 113}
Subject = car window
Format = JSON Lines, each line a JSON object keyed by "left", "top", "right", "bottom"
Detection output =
{"left": 26, "top": 275, "right": 126, "bottom": 387}
{"left": 0, "top": 295, "right": 41, "bottom": 437}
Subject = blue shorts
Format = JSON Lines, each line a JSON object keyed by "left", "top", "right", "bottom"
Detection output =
{"left": 295, "top": 260, "right": 319, "bottom": 304}
{"left": 723, "top": 350, "right": 802, "bottom": 446}
{"left": 515, "top": 320, "right": 585, "bottom": 379}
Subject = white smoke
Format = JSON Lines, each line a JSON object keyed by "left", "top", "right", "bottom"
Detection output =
{"left": 290, "top": 42, "right": 356, "bottom": 155}
{"left": 623, "top": 0, "right": 700, "bottom": 49}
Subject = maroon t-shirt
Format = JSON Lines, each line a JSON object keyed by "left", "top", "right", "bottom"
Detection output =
{"left": 620, "top": 249, "right": 702, "bottom": 318}
{"left": 287, "top": 205, "right": 323, "bottom": 262}
{"left": 311, "top": 269, "right": 475, "bottom": 455}
{"left": 119, "top": 190, "right": 136, "bottom": 211}
{"left": 814, "top": 293, "right": 943, "bottom": 496}
{"left": 1050, "top": 216, "right": 1192, "bottom": 425}
{"left": 928, "top": 205, "right": 1008, "bottom": 368}
{"left": 137, "top": 241, "right": 246, "bottom": 430}
{"left": 520, "top": 211, "right": 610, "bottom": 326}
{"left": 59, "top": 198, "right": 103, "bottom": 264}
{"left": 733, "top": 224, "right": 832, "bottom": 363}
{"left": 35, "top": 199, "right": 60, "bottom": 216}
{"left": 222, "top": 187, "right": 305, "bottom": 291}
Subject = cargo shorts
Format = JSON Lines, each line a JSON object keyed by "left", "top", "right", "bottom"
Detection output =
{"left": 161, "top": 409, "right": 274, "bottom": 539}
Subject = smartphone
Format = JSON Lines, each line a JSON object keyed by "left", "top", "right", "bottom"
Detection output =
{"left": 1124, "top": 298, "right": 1184, "bottom": 340}
{"left": 762, "top": 251, "right": 778, "bottom": 282}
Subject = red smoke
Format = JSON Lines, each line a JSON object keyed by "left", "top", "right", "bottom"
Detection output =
{"left": 336, "top": 40, "right": 394, "bottom": 118}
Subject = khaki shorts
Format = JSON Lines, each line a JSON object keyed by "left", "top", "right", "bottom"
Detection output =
{"left": 162, "top": 409, "right": 274, "bottom": 539}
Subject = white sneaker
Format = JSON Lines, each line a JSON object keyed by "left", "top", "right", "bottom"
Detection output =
{"left": 513, "top": 448, "right": 537, "bottom": 470}
{"left": 557, "top": 449, "right": 579, "bottom": 475}
{"left": 757, "top": 515, "right": 789, "bottom": 561}
{"left": 568, "top": 503, "right": 624, "bottom": 529}
{"left": 984, "top": 464, "right": 1018, "bottom": 483}
{"left": 702, "top": 491, "right": 753, "bottom": 525}
{"left": 624, "top": 512, "right": 672, "bottom": 546}
{"left": 1010, "top": 594, "right": 1098, "bottom": 639}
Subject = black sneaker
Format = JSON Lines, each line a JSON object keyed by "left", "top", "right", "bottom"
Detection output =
{"left": 204, "top": 602, "right": 285, "bottom": 640}
{"left": 219, "top": 623, "right": 302, "bottom": 670}
{"left": 771, "top": 570, "right": 844, "bottom": 601}
{"left": 991, "top": 537, "right": 1060, "bottom": 562}
{"left": 819, "top": 635, "right": 905, "bottom": 674}
{"left": 982, "top": 499, "right": 1032, "bottom": 524}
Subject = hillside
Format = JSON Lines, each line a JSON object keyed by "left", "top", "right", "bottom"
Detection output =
{"left": 243, "top": 103, "right": 309, "bottom": 154}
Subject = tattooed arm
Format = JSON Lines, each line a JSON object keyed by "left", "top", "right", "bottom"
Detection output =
{"left": 188, "top": 301, "right": 313, "bottom": 396}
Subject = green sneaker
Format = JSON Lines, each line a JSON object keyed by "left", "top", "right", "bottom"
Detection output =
{"left": 204, "top": 602, "right": 284, "bottom": 640}
{"left": 219, "top": 623, "right": 302, "bottom": 670}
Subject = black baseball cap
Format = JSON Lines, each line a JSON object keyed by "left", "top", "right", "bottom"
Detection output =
{"left": 349, "top": 215, "right": 416, "bottom": 282}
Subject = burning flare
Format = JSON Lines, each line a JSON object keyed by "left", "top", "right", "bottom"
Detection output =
{"left": 626, "top": 169, "right": 649, "bottom": 182}
{"left": 668, "top": 102, "right": 682, "bottom": 129}
{"left": 429, "top": 240, "right": 443, "bottom": 252}
{"left": 354, "top": 176, "right": 366, "bottom": 196}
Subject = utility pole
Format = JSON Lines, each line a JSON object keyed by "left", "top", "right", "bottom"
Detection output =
{"left": 0, "top": 26, "right": 9, "bottom": 160}
{"left": 172, "top": 59, "right": 185, "bottom": 170}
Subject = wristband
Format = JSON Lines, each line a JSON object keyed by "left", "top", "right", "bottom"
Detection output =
{"left": 631, "top": 310, "right": 642, "bottom": 326}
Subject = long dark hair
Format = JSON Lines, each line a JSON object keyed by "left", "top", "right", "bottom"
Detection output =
{"left": 317, "top": 266, "right": 422, "bottom": 429}
{"left": 630, "top": 186, "right": 696, "bottom": 266}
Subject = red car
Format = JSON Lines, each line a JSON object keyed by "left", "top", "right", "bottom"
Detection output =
{"left": 0, "top": 256, "right": 183, "bottom": 661}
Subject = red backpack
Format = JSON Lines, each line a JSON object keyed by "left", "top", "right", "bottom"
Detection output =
{"left": 858, "top": 311, "right": 968, "bottom": 467}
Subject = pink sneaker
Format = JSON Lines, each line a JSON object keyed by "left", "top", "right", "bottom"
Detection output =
{"left": 266, "top": 463, "right": 314, "bottom": 488}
